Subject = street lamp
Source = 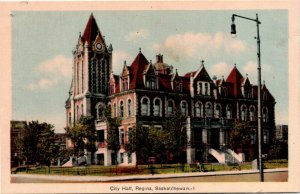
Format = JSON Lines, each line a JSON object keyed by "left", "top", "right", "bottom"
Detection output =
{"left": 230, "top": 13, "right": 264, "bottom": 182}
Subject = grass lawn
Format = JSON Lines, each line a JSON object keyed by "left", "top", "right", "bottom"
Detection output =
{"left": 12, "top": 159, "right": 287, "bottom": 176}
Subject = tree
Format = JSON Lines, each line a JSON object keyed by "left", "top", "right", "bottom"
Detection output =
{"left": 162, "top": 108, "right": 187, "bottom": 163}
{"left": 104, "top": 107, "right": 121, "bottom": 165}
{"left": 125, "top": 123, "right": 156, "bottom": 165}
{"left": 65, "top": 116, "right": 96, "bottom": 159}
{"left": 125, "top": 108, "right": 188, "bottom": 165}
{"left": 17, "top": 121, "right": 57, "bottom": 165}
{"left": 228, "top": 121, "right": 255, "bottom": 152}
{"left": 269, "top": 139, "right": 288, "bottom": 159}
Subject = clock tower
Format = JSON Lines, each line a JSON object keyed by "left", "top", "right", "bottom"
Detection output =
{"left": 65, "top": 13, "right": 113, "bottom": 127}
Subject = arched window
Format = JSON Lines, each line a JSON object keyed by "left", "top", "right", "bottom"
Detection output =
{"left": 68, "top": 112, "right": 71, "bottom": 125}
{"left": 76, "top": 105, "right": 79, "bottom": 121}
{"left": 195, "top": 102, "right": 203, "bottom": 117}
{"left": 81, "top": 104, "right": 84, "bottom": 117}
{"left": 262, "top": 107, "right": 268, "bottom": 122}
{"left": 153, "top": 98, "right": 161, "bottom": 116}
{"left": 180, "top": 101, "right": 188, "bottom": 116}
{"left": 205, "top": 102, "right": 212, "bottom": 118}
{"left": 215, "top": 104, "right": 221, "bottom": 118}
{"left": 249, "top": 106, "right": 255, "bottom": 121}
{"left": 241, "top": 105, "right": 247, "bottom": 121}
{"left": 141, "top": 97, "right": 149, "bottom": 116}
{"left": 205, "top": 83, "right": 209, "bottom": 95}
{"left": 119, "top": 101, "right": 124, "bottom": 117}
{"left": 127, "top": 99, "right": 132, "bottom": 117}
{"left": 167, "top": 100, "right": 174, "bottom": 116}
{"left": 113, "top": 103, "right": 117, "bottom": 117}
{"left": 226, "top": 104, "right": 232, "bottom": 119}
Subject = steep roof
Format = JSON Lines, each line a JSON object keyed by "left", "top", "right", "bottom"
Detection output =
{"left": 129, "top": 52, "right": 149, "bottom": 89}
{"left": 82, "top": 13, "right": 105, "bottom": 46}
{"left": 262, "top": 83, "right": 275, "bottom": 102}
{"left": 226, "top": 66, "right": 244, "bottom": 96}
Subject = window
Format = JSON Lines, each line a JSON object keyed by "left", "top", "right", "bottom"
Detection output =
{"left": 197, "top": 82, "right": 203, "bottom": 95}
{"left": 249, "top": 106, "right": 255, "bottom": 121}
{"left": 128, "top": 153, "right": 132, "bottom": 163}
{"left": 205, "top": 102, "right": 212, "bottom": 117}
{"left": 167, "top": 100, "right": 174, "bottom": 116}
{"left": 262, "top": 107, "right": 268, "bottom": 122}
{"left": 113, "top": 103, "right": 117, "bottom": 117}
{"left": 263, "top": 91, "right": 267, "bottom": 101}
{"left": 263, "top": 130, "right": 269, "bottom": 144}
{"left": 119, "top": 101, "right": 124, "bottom": 117}
{"left": 195, "top": 102, "right": 202, "bottom": 117}
{"left": 245, "top": 88, "right": 252, "bottom": 98}
{"left": 120, "top": 129, "right": 125, "bottom": 145}
{"left": 81, "top": 104, "right": 84, "bottom": 117}
{"left": 154, "top": 98, "right": 161, "bottom": 116}
{"left": 76, "top": 105, "right": 79, "bottom": 121}
{"left": 181, "top": 101, "right": 188, "bottom": 116}
{"left": 241, "top": 105, "right": 247, "bottom": 121}
{"left": 127, "top": 99, "right": 132, "bottom": 117}
{"left": 68, "top": 112, "right": 71, "bottom": 125}
{"left": 205, "top": 83, "right": 209, "bottom": 95}
{"left": 226, "top": 104, "right": 232, "bottom": 119}
{"left": 97, "top": 103, "right": 104, "bottom": 120}
{"left": 122, "top": 77, "right": 129, "bottom": 91}
{"left": 110, "top": 84, "right": 115, "bottom": 95}
{"left": 146, "top": 77, "right": 156, "bottom": 89}
{"left": 97, "top": 130, "right": 104, "bottom": 142}
{"left": 128, "top": 128, "right": 133, "bottom": 141}
{"left": 141, "top": 97, "right": 149, "bottom": 116}
{"left": 251, "top": 133, "right": 256, "bottom": 144}
{"left": 120, "top": 153, "right": 124, "bottom": 163}
{"left": 215, "top": 104, "right": 221, "bottom": 118}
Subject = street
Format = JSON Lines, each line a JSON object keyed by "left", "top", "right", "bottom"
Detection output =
{"left": 11, "top": 171, "right": 287, "bottom": 183}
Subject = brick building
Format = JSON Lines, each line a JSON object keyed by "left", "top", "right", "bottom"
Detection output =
{"left": 65, "top": 14, "right": 276, "bottom": 166}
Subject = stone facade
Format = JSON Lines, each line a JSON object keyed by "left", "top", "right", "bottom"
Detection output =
{"left": 65, "top": 14, "right": 276, "bottom": 166}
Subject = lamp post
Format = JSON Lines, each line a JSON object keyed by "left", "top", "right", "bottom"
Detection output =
{"left": 231, "top": 13, "right": 264, "bottom": 182}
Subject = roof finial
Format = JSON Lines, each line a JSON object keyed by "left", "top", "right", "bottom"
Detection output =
{"left": 176, "top": 69, "right": 178, "bottom": 74}
{"left": 263, "top": 80, "right": 265, "bottom": 85}
{"left": 79, "top": 32, "right": 81, "bottom": 37}
{"left": 201, "top": 60, "right": 205, "bottom": 66}
{"left": 139, "top": 47, "right": 141, "bottom": 53}
{"left": 234, "top": 63, "right": 236, "bottom": 67}
{"left": 124, "top": 60, "right": 127, "bottom": 66}
{"left": 222, "top": 75, "right": 224, "bottom": 80}
{"left": 150, "top": 59, "right": 152, "bottom": 64}
{"left": 246, "top": 73, "right": 248, "bottom": 77}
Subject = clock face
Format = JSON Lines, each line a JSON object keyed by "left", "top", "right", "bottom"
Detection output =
{"left": 95, "top": 43, "right": 104, "bottom": 52}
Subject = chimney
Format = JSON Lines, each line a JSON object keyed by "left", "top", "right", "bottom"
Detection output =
{"left": 156, "top": 54, "right": 163, "bottom": 63}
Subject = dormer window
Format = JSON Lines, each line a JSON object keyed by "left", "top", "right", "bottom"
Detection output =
{"left": 205, "top": 83, "right": 209, "bottom": 95}
{"left": 244, "top": 87, "right": 252, "bottom": 99}
{"left": 197, "top": 81, "right": 210, "bottom": 95}
{"left": 109, "top": 84, "right": 115, "bottom": 95}
{"left": 173, "top": 80, "right": 182, "bottom": 92}
{"left": 146, "top": 76, "right": 156, "bottom": 89}
{"left": 122, "top": 77, "right": 129, "bottom": 91}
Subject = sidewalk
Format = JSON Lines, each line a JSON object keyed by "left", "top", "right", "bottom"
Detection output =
{"left": 11, "top": 168, "right": 288, "bottom": 182}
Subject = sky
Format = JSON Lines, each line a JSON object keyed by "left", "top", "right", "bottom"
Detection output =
{"left": 12, "top": 10, "right": 288, "bottom": 133}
